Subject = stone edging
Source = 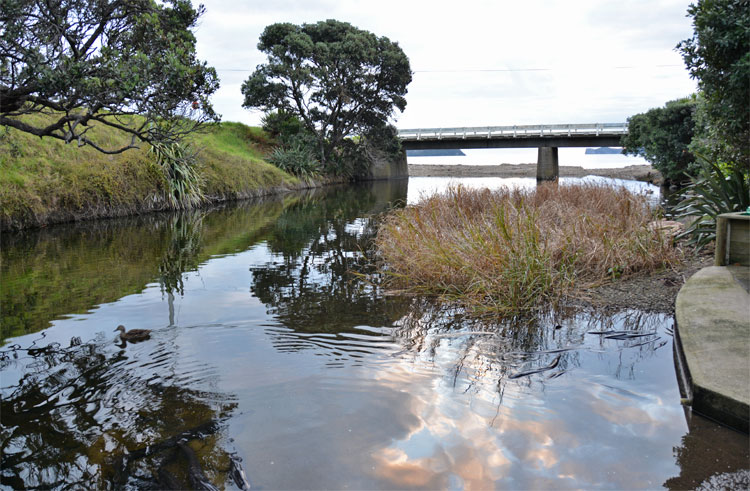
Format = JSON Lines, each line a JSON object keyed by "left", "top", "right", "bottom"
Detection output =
{"left": 674, "top": 266, "right": 750, "bottom": 433}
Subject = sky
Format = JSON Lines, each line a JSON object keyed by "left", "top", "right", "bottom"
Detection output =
{"left": 193, "top": 0, "right": 698, "bottom": 130}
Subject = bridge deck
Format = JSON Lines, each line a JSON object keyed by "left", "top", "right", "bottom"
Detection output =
{"left": 398, "top": 123, "right": 627, "bottom": 141}
{"left": 397, "top": 123, "right": 627, "bottom": 150}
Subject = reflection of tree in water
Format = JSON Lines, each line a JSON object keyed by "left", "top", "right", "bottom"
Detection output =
{"left": 0, "top": 336, "right": 248, "bottom": 489}
{"left": 251, "top": 186, "right": 411, "bottom": 335}
{"left": 664, "top": 407, "right": 750, "bottom": 490}
{"left": 0, "top": 216, "right": 170, "bottom": 341}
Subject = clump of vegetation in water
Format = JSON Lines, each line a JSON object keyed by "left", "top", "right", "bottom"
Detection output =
{"left": 374, "top": 184, "right": 682, "bottom": 316}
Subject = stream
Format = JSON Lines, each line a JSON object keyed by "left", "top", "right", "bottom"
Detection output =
{"left": 1, "top": 178, "right": 747, "bottom": 489}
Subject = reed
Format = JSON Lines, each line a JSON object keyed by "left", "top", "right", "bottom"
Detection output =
{"left": 374, "top": 183, "right": 681, "bottom": 315}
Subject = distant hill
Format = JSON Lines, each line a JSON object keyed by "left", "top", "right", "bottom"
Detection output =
{"left": 406, "top": 149, "right": 466, "bottom": 157}
{"left": 585, "top": 147, "right": 623, "bottom": 155}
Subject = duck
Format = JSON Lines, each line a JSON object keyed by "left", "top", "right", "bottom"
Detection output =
{"left": 114, "top": 325, "right": 151, "bottom": 342}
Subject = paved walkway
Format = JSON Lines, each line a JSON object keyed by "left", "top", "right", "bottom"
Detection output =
{"left": 675, "top": 265, "right": 750, "bottom": 432}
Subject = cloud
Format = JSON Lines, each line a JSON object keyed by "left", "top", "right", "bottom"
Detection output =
{"left": 195, "top": 0, "right": 697, "bottom": 127}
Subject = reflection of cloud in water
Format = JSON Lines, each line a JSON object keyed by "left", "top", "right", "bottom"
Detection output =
{"left": 361, "top": 305, "right": 687, "bottom": 489}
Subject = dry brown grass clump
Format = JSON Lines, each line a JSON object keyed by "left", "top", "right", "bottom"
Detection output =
{"left": 374, "top": 183, "right": 682, "bottom": 315}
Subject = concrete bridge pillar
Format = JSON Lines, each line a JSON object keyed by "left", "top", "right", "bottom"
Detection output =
{"left": 536, "top": 147, "right": 559, "bottom": 182}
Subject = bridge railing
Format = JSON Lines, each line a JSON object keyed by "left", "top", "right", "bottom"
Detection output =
{"left": 397, "top": 123, "right": 628, "bottom": 141}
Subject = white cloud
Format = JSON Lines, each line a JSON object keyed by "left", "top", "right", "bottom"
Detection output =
{"left": 194, "top": 0, "right": 697, "bottom": 127}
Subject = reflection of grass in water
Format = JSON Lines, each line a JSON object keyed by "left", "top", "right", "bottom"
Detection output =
{"left": 0, "top": 198, "right": 290, "bottom": 342}
{"left": 392, "top": 300, "right": 669, "bottom": 404}
{"left": 0, "top": 220, "right": 169, "bottom": 342}
{"left": 0, "top": 181, "right": 399, "bottom": 343}
{"left": 376, "top": 184, "right": 683, "bottom": 316}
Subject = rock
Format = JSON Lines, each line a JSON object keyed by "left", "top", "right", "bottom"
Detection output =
{"left": 696, "top": 469, "right": 750, "bottom": 490}
{"left": 648, "top": 220, "right": 684, "bottom": 237}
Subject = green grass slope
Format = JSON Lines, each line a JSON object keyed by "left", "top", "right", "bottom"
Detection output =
{"left": 0, "top": 118, "right": 300, "bottom": 230}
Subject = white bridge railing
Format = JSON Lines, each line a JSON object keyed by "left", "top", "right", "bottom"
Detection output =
{"left": 397, "top": 123, "right": 628, "bottom": 141}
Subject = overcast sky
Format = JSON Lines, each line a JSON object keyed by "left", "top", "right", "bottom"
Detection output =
{"left": 194, "top": 0, "right": 698, "bottom": 129}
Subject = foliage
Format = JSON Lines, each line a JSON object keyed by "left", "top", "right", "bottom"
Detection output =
{"left": 686, "top": 93, "right": 740, "bottom": 166}
{"left": 375, "top": 184, "right": 682, "bottom": 316}
{"left": 678, "top": 0, "right": 750, "bottom": 168}
{"left": 261, "top": 110, "right": 305, "bottom": 144}
{"left": 241, "top": 19, "right": 412, "bottom": 166}
{"left": 0, "top": 125, "right": 21, "bottom": 157}
{"left": 148, "top": 140, "right": 204, "bottom": 208}
{"left": 262, "top": 110, "right": 322, "bottom": 177}
{"left": 266, "top": 134, "right": 321, "bottom": 178}
{"left": 0, "top": 0, "right": 220, "bottom": 153}
{"left": 621, "top": 97, "right": 698, "bottom": 183}
{"left": 319, "top": 123, "right": 403, "bottom": 179}
{"left": 673, "top": 158, "right": 750, "bottom": 248}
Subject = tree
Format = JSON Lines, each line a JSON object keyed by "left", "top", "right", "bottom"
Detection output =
{"left": 241, "top": 19, "right": 411, "bottom": 168}
{"left": 677, "top": 0, "right": 750, "bottom": 167}
{"left": 0, "top": 0, "right": 220, "bottom": 154}
{"left": 621, "top": 97, "right": 698, "bottom": 183}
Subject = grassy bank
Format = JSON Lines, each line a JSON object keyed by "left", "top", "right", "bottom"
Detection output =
{"left": 0, "top": 118, "right": 305, "bottom": 230}
{"left": 374, "top": 184, "right": 683, "bottom": 316}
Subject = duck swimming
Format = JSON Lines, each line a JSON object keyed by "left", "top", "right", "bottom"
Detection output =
{"left": 114, "top": 325, "right": 151, "bottom": 342}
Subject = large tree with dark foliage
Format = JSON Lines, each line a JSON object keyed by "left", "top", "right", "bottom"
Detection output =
{"left": 622, "top": 97, "right": 698, "bottom": 183}
{"left": 241, "top": 19, "right": 411, "bottom": 167}
{"left": 677, "top": 0, "right": 750, "bottom": 167}
{"left": 0, "top": 0, "right": 220, "bottom": 154}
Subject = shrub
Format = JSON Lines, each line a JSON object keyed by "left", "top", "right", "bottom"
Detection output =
{"left": 674, "top": 159, "right": 750, "bottom": 248}
{"left": 621, "top": 97, "right": 698, "bottom": 183}
{"left": 266, "top": 134, "right": 321, "bottom": 178}
{"left": 261, "top": 110, "right": 305, "bottom": 144}
{"left": 149, "top": 141, "right": 205, "bottom": 209}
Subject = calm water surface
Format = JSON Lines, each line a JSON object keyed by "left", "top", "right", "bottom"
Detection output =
{"left": 1, "top": 179, "right": 747, "bottom": 489}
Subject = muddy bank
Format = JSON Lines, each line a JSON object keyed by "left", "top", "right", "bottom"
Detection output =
{"left": 0, "top": 177, "right": 346, "bottom": 232}
{"left": 577, "top": 249, "right": 713, "bottom": 314}
{"left": 409, "top": 163, "right": 663, "bottom": 184}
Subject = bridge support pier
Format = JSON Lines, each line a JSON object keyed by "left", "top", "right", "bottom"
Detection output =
{"left": 536, "top": 147, "right": 559, "bottom": 182}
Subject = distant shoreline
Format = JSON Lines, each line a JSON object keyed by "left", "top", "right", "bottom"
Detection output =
{"left": 408, "top": 163, "right": 663, "bottom": 184}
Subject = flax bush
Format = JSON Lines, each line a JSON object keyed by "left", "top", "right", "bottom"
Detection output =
{"left": 266, "top": 134, "right": 321, "bottom": 178}
{"left": 673, "top": 159, "right": 750, "bottom": 249}
{"left": 149, "top": 140, "right": 205, "bottom": 209}
{"left": 374, "top": 183, "right": 681, "bottom": 315}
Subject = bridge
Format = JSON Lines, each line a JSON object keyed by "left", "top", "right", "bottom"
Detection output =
{"left": 397, "top": 123, "right": 628, "bottom": 181}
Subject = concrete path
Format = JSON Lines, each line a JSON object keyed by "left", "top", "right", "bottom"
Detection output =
{"left": 675, "top": 266, "right": 750, "bottom": 432}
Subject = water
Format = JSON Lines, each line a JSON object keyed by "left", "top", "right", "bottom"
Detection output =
{"left": 407, "top": 147, "right": 649, "bottom": 169}
{"left": 407, "top": 175, "right": 660, "bottom": 205}
{"left": 1, "top": 179, "right": 747, "bottom": 489}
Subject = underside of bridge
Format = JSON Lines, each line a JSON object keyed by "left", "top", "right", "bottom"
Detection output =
{"left": 400, "top": 134, "right": 624, "bottom": 182}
